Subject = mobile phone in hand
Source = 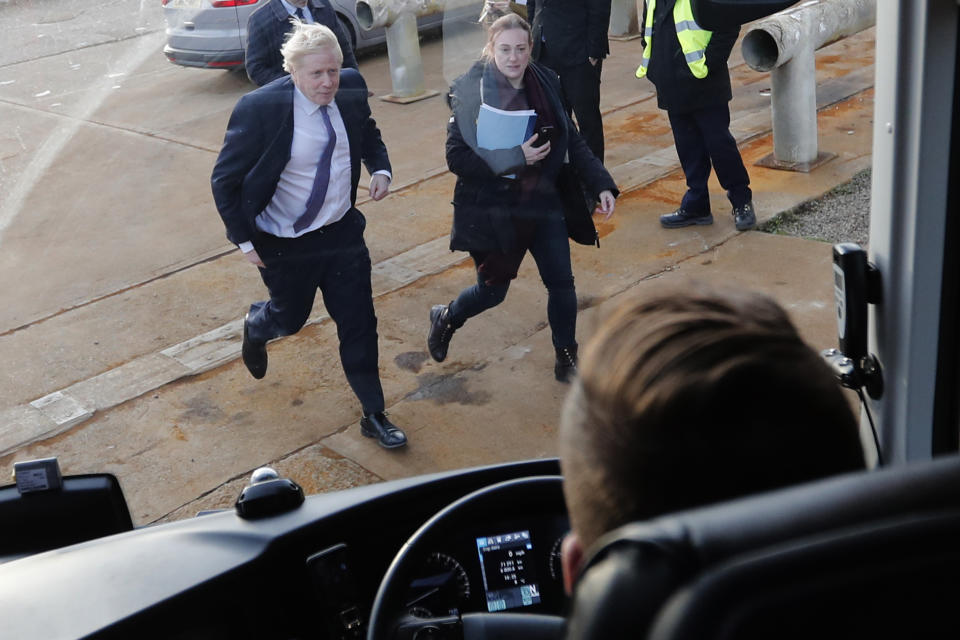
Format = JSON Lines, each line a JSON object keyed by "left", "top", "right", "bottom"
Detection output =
{"left": 534, "top": 125, "right": 554, "bottom": 147}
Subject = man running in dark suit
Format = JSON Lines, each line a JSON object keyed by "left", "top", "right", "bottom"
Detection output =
{"left": 245, "top": 0, "right": 358, "bottom": 86}
{"left": 212, "top": 22, "right": 407, "bottom": 449}
{"left": 527, "top": 0, "right": 611, "bottom": 162}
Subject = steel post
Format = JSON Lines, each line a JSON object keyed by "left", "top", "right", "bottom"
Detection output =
{"left": 742, "top": 0, "right": 876, "bottom": 170}
{"left": 608, "top": 0, "right": 641, "bottom": 40}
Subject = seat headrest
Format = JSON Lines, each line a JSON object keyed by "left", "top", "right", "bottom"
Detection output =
{"left": 565, "top": 455, "right": 960, "bottom": 640}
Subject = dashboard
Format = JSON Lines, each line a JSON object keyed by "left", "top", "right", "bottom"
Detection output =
{"left": 0, "top": 459, "right": 567, "bottom": 640}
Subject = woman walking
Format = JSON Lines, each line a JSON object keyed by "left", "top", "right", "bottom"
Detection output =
{"left": 428, "top": 13, "right": 617, "bottom": 382}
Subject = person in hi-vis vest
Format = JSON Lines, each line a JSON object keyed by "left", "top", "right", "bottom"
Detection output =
{"left": 637, "top": 0, "right": 756, "bottom": 231}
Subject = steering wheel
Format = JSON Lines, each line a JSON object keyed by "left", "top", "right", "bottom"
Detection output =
{"left": 367, "top": 475, "right": 568, "bottom": 640}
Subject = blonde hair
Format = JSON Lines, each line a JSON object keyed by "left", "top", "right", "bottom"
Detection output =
{"left": 281, "top": 20, "right": 343, "bottom": 72}
{"left": 481, "top": 13, "right": 532, "bottom": 59}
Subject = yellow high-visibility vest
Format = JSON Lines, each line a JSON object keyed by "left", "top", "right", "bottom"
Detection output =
{"left": 636, "top": 0, "right": 712, "bottom": 80}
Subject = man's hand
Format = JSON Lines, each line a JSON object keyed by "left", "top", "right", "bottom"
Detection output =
{"left": 596, "top": 190, "right": 616, "bottom": 220}
{"left": 370, "top": 173, "right": 390, "bottom": 201}
{"left": 522, "top": 133, "right": 550, "bottom": 165}
{"left": 243, "top": 248, "right": 265, "bottom": 268}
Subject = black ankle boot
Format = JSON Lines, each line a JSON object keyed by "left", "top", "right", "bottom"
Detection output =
{"left": 554, "top": 344, "right": 578, "bottom": 383}
{"left": 428, "top": 303, "right": 457, "bottom": 362}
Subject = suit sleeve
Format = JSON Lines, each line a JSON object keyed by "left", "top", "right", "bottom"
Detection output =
{"left": 587, "top": 0, "right": 612, "bottom": 60}
{"left": 527, "top": 0, "right": 537, "bottom": 22}
{"left": 349, "top": 74, "right": 391, "bottom": 175}
{"left": 566, "top": 112, "right": 618, "bottom": 198}
{"left": 331, "top": 17, "right": 358, "bottom": 70}
{"left": 314, "top": 0, "right": 359, "bottom": 70}
{"left": 245, "top": 12, "right": 285, "bottom": 86}
{"left": 705, "top": 26, "right": 739, "bottom": 70}
{"left": 211, "top": 96, "right": 262, "bottom": 245}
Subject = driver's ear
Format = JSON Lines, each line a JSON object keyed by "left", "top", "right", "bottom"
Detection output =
{"left": 560, "top": 531, "right": 584, "bottom": 596}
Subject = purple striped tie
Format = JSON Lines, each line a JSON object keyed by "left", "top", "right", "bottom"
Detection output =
{"left": 293, "top": 104, "right": 336, "bottom": 233}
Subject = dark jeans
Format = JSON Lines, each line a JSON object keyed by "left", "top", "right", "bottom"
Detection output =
{"left": 447, "top": 213, "right": 577, "bottom": 350}
{"left": 668, "top": 104, "right": 752, "bottom": 214}
{"left": 539, "top": 50, "right": 605, "bottom": 162}
{"left": 246, "top": 208, "right": 384, "bottom": 415}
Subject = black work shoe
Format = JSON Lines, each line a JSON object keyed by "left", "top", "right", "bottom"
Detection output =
{"left": 427, "top": 304, "right": 457, "bottom": 362}
{"left": 241, "top": 313, "right": 268, "bottom": 380}
{"left": 360, "top": 412, "right": 408, "bottom": 449}
{"left": 733, "top": 201, "right": 757, "bottom": 231}
{"left": 555, "top": 344, "right": 578, "bottom": 383}
{"left": 659, "top": 208, "right": 714, "bottom": 228}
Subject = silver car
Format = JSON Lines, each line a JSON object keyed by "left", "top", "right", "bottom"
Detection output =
{"left": 162, "top": 0, "right": 481, "bottom": 70}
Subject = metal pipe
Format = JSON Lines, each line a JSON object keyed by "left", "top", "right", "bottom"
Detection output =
{"left": 355, "top": 0, "right": 475, "bottom": 102}
{"left": 383, "top": 11, "right": 427, "bottom": 99}
{"left": 356, "top": 0, "right": 475, "bottom": 30}
{"left": 356, "top": 0, "right": 443, "bottom": 31}
{"left": 608, "top": 0, "right": 640, "bottom": 40}
{"left": 741, "top": 0, "right": 876, "bottom": 168}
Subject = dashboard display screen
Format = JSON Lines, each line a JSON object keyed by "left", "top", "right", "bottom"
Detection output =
{"left": 475, "top": 530, "right": 542, "bottom": 612}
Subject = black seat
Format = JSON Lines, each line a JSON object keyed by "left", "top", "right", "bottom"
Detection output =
{"left": 566, "top": 455, "right": 960, "bottom": 640}
{"left": 0, "top": 473, "right": 134, "bottom": 562}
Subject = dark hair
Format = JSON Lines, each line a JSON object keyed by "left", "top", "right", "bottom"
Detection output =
{"left": 560, "top": 284, "right": 866, "bottom": 549}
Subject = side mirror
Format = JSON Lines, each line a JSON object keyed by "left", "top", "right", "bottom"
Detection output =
{"left": 689, "top": 0, "right": 800, "bottom": 29}
{"left": 0, "top": 458, "right": 133, "bottom": 561}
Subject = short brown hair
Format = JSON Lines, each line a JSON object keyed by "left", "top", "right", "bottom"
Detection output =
{"left": 560, "top": 285, "right": 866, "bottom": 549}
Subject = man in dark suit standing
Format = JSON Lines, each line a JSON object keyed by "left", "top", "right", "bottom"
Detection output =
{"left": 212, "top": 22, "right": 407, "bottom": 449}
{"left": 245, "top": 0, "right": 358, "bottom": 86}
{"left": 527, "top": 0, "right": 611, "bottom": 162}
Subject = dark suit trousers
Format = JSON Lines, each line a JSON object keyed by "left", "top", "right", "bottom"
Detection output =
{"left": 668, "top": 105, "right": 752, "bottom": 214}
{"left": 539, "top": 47, "right": 605, "bottom": 162}
{"left": 246, "top": 208, "right": 385, "bottom": 415}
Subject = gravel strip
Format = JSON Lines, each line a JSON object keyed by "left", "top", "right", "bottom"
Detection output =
{"left": 760, "top": 168, "right": 871, "bottom": 248}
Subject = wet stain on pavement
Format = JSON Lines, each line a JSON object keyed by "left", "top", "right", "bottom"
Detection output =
{"left": 179, "top": 396, "right": 226, "bottom": 422}
{"left": 406, "top": 371, "right": 492, "bottom": 406}
{"left": 395, "top": 351, "right": 430, "bottom": 373}
{"left": 577, "top": 294, "right": 602, "bottom": 311}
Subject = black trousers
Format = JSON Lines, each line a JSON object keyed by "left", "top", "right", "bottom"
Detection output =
{"left": 539, "top": 48, "right": 605, "bottom": 162}
{"left": 246, "top": 208, "right": 384, "bottom": 415}
{"left": 668, "top": 104, "right": 752, "bottom": 214}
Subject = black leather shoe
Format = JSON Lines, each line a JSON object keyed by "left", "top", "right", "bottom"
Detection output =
{"left": 555, "top": 344, "right": 578, "bottom": 383}
{"left": 427, "top": 304, "right": 457, "bottom": 362}
{"left": 659, "top": 207, "right": 714, "bottom": 228}
{"left": 241, "top": 313, "right": 268, "bottom": 380}
{"left": 360, "top": 412, "right": 408, "bottom": 449}
{"left": 733, "top": 201, "right": 757, "bottom": 231}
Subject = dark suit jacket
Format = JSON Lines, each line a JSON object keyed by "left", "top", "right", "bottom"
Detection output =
{"left": 211, "top": 70, "right": 390, "bottom": 246}
{"left": 245, "top": 0, "right": 358, "bottom": 86}
{"left": 528, "top": 0, "right": 611, "bottom": 66}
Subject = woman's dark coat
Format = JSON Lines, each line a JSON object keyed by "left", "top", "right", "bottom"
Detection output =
{"left": 445, "top": 60, "right": 618, "bottom": 253}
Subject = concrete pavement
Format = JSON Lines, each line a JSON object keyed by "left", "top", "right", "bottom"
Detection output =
{"left": 0, "top": 26, "right": 876, "bottom": 525}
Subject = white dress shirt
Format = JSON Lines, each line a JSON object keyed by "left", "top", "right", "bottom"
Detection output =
{"left": 238, "top": 87, "right": 390, "bottom": 253}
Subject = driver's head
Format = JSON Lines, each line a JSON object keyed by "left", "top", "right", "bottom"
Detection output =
{"left": 558, "top": 284, "right": 866, "bottom": 591}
